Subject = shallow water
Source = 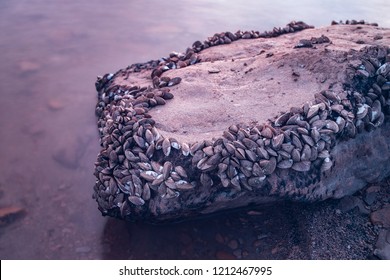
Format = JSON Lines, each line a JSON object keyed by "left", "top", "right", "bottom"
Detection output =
{"left": 0, "top": 0, "right": 389, "bottom": 259}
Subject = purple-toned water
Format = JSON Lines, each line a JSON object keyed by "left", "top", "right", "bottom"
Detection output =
{"left": 0, "top": 0, "right": 388, "bottom": 259}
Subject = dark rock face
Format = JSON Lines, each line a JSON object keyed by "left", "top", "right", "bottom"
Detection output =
{"left": 92, "top": 21, "right": 390, "bottom": 223}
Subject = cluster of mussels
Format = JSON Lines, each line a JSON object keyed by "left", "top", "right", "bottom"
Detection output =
{"left": 331, "top": 19, "right": 378, "bottom": 26}
{"left": 95, "top": 21, "right": 313, "bottom": 91}
{"left": 93, "top": 21, "right": 390, "bottom": 221}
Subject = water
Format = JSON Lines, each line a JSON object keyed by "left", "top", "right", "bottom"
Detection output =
{"left": 0, "top": 0, "right": 388, "bottom": 259}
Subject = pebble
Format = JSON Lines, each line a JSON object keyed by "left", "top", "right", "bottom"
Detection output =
{"left": 374, "top": 229, "right": 390, "bottom": 259}
{"left": 47, "top": 99, "right": 64, "bottom": 111}
{"left": 370, "top": 206, "right": 390, "bottom": 228}
{"left": 52, "top": 135, "right": 89, "bottom": 169}
{"left": 215, "top": 233, "right": 224, "bottom": 244}
{"left": 228, "top": 239, "right": 238, "bottom": 250}
{"left": 366, "top": 185, "right": 381, "bottom": 193}
{"left": 271, "top": 246, "right": 281, "bottom": 254}
{"left": 247, "top": 210, "right": 262, "bottom": 216}
{"left": 58, "top": 183, "right": 70, "bottom": 190}
{"left": 363, "top": 192, "right": 377, "bottom": 206}
{"left": 0, "top": 206, "right": 24, "bottom": 222}
{"left": 61, "top": 228, "right": 72, "bottom": 234}
{"left": 337, "top": 196, "right": 369, "bottom": 214}
{"left": 53, "top": 147, "right": 80, "bottom": 169}
{"left": 257, "top": 234, "right": 269, "bottom": 240}
{"left": 208, "top": 69, "right": 221, "bottom": 74}
{"left": 232, "top": 249, "right": 242, "bottom": 258}
{"left": 19, "top": 60, "right": 41, "bottom": 73}
{"left": 75, "top": 246, "right": 91, "bottom": 253}
{"left": 216, "top": 250, "right": 236, "bottom": 260}
{"left": 338, "top": 196, "right": 359, "bottom": 212}
{"left": 318, "top": 73, "right": 327, "bottom": 83}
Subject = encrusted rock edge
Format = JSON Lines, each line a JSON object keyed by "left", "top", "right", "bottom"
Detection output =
{"left": 92, "top": 21, "right": 390, "bottom": 223}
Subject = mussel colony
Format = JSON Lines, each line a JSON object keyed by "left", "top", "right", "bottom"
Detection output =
{"left": 93, "top": 21, "right": 390, "bottom": 222}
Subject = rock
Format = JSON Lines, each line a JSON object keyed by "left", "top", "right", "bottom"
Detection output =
{"left": 247, "top": 210, "right": 262, "bottom": 216}
{"left": 53, "top": 147, "right": 80, "bottom": 169}
{"left": 92, "top": 21, "right": 390, "bottom": 223}
{"left": 47, "top": 99, "right": 64, "bottom": 111}
{"left": 271, "top": 246, "right": 282, "bottom": 255}
{"left": 338, "top": 196, "right": 359, "bottom": 213}
{"left": 53, "top": 135, "right": 90, "bottom": 169}
{"left": 257, "top": 234, "right": 269, "bottom": 240}
{"left": 253, "top": 240, "right": 263, "bottom": 247}
{"left": 363, "top": 192, "right": 377, "bottom": 206}
{"left": 366, "top": 185, "right": 381, "bottom": 193}
{"left": 18, "top": 61, "right": 41, "bottom": 73}
{"left": 370, "top": 206, "right": 390, "bottom": 228}
{"left": 75, "top": 246, "right": 91, "bottom": 253}
{"left": 338, "top": 196, "right": 369, "bottom": 214}
{"left": 215, "top": 233, "right": 224, "bottom": 244}
{"left": 232, "top": 249, "right": 242, "bottom": 258}
{"left": 374, "top": 229, "right": 390, "bottom": 259}
{"left": 216, "top": 250, "right": 236, "bottom": 260}
{"left": 208, "top": 69, "right": 220, "bottom": 74}
{"left": 0, "top": 206, "right": 24, "bottom": 224}
{"left": 228, "top": 239, "right": 239, "bottom": 250}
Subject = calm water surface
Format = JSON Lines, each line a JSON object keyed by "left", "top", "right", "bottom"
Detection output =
{"left": 0, "top": 0, "right": 389, "bottom": 259}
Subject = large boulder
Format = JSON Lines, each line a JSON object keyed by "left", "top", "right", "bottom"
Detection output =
{"left": 93, "top": 21, "right": 390, "bottom": 223}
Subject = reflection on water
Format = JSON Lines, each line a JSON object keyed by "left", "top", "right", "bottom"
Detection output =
{"left": 0, "top": 0, "right": 388, "bottom": 259}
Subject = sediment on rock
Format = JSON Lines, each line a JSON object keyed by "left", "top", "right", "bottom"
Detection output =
{"left": 93, "top": 21, "right": 390, "bottom": 222}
